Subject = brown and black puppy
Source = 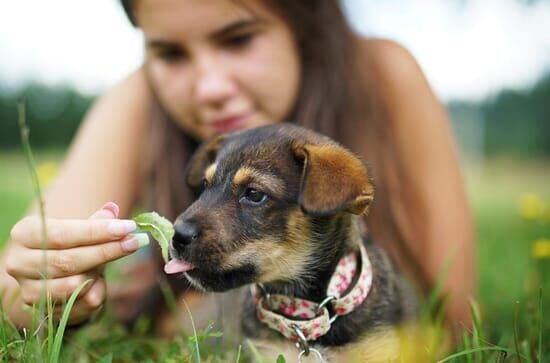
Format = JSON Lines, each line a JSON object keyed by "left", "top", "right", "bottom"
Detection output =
{"left": 167, "top": 124, "right": 418, "bottom": 362}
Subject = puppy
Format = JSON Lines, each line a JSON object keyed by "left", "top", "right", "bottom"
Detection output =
{"left": 165, "top": 124, "right": 418, "bottom": 362}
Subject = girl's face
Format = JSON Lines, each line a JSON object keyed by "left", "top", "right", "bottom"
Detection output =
{"left": 136, "top": 0, "right": 301, "bottom": 141}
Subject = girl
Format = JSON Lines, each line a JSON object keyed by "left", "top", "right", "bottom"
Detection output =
{"left": 1, "top": 0, "right": 475, "bottom": 337}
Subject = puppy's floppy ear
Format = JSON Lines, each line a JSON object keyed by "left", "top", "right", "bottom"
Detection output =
{"left": 186, "top": 134, "right": 226, "bottom": 189}
{"left": 292, "top": 142, "right": 374, "bottom": 216}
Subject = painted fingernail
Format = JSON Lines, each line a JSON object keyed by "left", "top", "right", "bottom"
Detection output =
{"left": 107, "top": 220, "right": 137, "bottom": 236}
{"left": 121, "top": 233, "right": 149, "bottom": 252}
{"left": 101, "top": 202, "right": 119, "bottom": 217}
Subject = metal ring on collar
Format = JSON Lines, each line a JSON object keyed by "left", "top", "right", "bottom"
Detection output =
{"left": 298, "top": 348, "right": 325, "bottom": 363}
{"left": 315, "top": 295, "right": 336, "bottom": 314}
{"left": 256, "top": 283, "right": 271, "bottom": 304}
{"left": 290, "top": 324, "right": 310, "bottom": 356}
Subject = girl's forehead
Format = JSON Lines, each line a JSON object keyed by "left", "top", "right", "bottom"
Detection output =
{"left": 135, "top": 0, "right": 276, "bottom": 40}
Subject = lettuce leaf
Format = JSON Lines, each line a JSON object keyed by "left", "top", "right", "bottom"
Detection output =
{"left": 133, "top": 212, "right": 174, "bottom": 263}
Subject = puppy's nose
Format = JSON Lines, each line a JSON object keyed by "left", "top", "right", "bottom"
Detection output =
{"left": 173, "top": 222, "right": 201, "bottom": 251}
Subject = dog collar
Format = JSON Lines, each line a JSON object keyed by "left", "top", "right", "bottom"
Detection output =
{"left": 253, "top": 242, "right": 373, "bottom": 343}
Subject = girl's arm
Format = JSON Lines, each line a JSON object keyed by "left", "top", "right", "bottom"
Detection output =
{"left": 364, "top": 39, "right": 476, "bottom": 331}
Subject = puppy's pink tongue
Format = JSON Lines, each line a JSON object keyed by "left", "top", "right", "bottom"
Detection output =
{"left": 164, "top": 259, "right": 195, "bottom": 274}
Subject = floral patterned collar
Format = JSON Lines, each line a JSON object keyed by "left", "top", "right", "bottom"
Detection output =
{"left": 253, "top": 242, "right": 373, "bottom": 343}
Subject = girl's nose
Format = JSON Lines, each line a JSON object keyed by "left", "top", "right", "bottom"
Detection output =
{"left": 193, "top": 58, "right": 236, "bottom": 106}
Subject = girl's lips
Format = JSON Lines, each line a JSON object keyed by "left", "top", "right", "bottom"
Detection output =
{"left": 164, "top": 259, "right": 195, "bottom": 274}
{"left": 210, "top": 114, "right": 251, "bottom": 133}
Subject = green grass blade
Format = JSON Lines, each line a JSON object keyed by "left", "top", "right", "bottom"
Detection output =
{"left": 438, "top": 347, "right": 530, "bottom": 362}
{"left": 538, "top": 287, "right": 543, "bottom": 363}
{"left": 422, "top": 248, "right": 454, "bottom": 318}
{"left": 49, "top": 279, "right": 93, "bottom": 363}
{"left": 18, "top": 102, "right": 49, "bottom": 356}
{"left": 98, "top": 353, "right": 113, "bottom": 363}
{"left": 514, "top": 301, "right": 525, "bottom": 363}
{"left": 469, "top": 298, "right": 484, "bottom": 363}
{"left": 521, "top": 340, "right": 533, "bottom": 363}
{"left": 235, "top": 344, "right": 242, "bottom": 363}
{"left": 246, "top": 340, "right": 266, "bottom": 363}
{"left": 47, "top": 294, "right": 54, "bottom": 360}
{"left": 463, "top": 332, "right": 473, "bottom": 363}
{"left": 181, "top": 298, "right": 201, "bottom": 363}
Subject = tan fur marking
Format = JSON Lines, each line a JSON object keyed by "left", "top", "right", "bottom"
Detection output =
{"left": 233, "top": 167, "right": 285, "bottom": 196}
{"left": 250, "top": 327, "right": 399, "bottom": 363}
{"left": 204, "top": 163, "right": 217, "bottom": 184}
{"left": 251, "top": 325, "right": 428, "bottom": 362}
{"left": 221, "top": 209, "right": 313, "bottom": 282}
{"left": 233, "top": 167, "right": 252, "bottom": 186}
{"left": 327, "top": 322, "right": 438, "bottom": 362}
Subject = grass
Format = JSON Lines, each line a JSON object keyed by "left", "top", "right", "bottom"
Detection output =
{"left": 0, "top": 148, "right": 548, "bottom": 361}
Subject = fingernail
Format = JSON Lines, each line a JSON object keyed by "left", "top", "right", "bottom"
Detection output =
{"left": 108, "top": 220, "right": 136, "bottom": 236}
{"left": 87, "top": 289, "right": 101, "bottom": 307}
{"left": 102, "top": 202, "right": 119, "bottom": 217}
{"left": 121, "top": 233, "right": 149, "bottom": 252}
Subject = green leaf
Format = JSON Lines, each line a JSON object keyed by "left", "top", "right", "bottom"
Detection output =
{"left": 134, "top": 212, "right": 175, "bottom": 263}
{"left": 276, "top": 354, "right": 287, "bottom": 363}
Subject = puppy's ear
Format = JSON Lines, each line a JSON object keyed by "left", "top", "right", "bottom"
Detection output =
{"left": 186, "top": 135, "right": 226, "bottom": 189}
{"left": 292, "top": 142, "right": 374, "bottom": 216}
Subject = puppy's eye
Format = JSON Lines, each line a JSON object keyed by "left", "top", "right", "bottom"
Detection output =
{"left": 240, "top": 188, "right": 267, "bottom": 206}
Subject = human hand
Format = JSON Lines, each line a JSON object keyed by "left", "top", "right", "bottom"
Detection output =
{"left": 5, "top": 202, "right": 149, "bottom": 325}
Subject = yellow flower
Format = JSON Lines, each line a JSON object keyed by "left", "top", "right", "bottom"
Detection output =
{"left": 532, "top": 239, "right": 550, "bottom": 259}
{"left": 519, "top": 193, "right": 545, "bottom": 220}
{"left": 36, "top": 161, "right": 58, "bottom": 188}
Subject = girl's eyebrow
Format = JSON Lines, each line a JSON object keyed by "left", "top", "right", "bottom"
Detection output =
{"left": 209, "top": 17, "right": 266, "bottom": 39}
{"left": 146, "top": 17, "right": 266, "bottom": 49}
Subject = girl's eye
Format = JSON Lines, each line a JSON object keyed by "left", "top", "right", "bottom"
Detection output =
{"left": 223, "top": 33, "right": 254, "bottom": 49}
{"left": 241, "top": 188, "right": 268, "bottom": 206}
{"left": 157, "top": 47, "right": 186, "bottom": 62}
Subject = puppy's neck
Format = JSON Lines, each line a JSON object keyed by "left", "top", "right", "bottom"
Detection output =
{"left": 262, "top": 214, "right": 362, "bottom": 302}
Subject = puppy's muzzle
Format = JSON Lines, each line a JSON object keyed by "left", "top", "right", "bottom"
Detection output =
{"left": 173, "top": 222, "right": 201, "bottom": 252}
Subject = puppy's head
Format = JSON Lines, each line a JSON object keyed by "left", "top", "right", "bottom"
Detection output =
{"left": 168, "top": 124, "right": 374, "bottom": 292}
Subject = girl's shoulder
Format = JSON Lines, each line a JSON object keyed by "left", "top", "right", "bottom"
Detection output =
{"left": 359, "top": 37, "right": 430, "bottom": 100}
{"left": 357, "top": 37, "right": 440, "bottom": 127}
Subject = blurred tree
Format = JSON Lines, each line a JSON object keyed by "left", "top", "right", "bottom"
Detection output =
{"left": 0, "top": 83, "right": 94, "bottom": 150}
{"left": 0, "top": 73, "right": 549, "bottom": 157}
{"left": 449, "top": 73, "right": 550, "bottom": 158}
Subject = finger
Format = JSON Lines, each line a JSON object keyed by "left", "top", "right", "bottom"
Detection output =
{"left": 81, "top": 277, "right": 106, "bottom": 309}
{"left": 89, "top": 202, "right": 119, "bottom": 220}
{"left": 88, "top": 202, "right": 120, "bottom": 278}
{"left": 18, "top": 273, "right": 99, "bottom": 305}
{"left": 52, "top": 278, "right": 106, "bottom": 324}
{"left": 12, "top": 234, "right": 150, "bottom": 279}
{"left": 10, "top": 215, "right": 137, "bottom": 249}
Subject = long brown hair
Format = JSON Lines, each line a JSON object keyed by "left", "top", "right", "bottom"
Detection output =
{"left": 121, "top": 0, "right": 427, "bottom": 293}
